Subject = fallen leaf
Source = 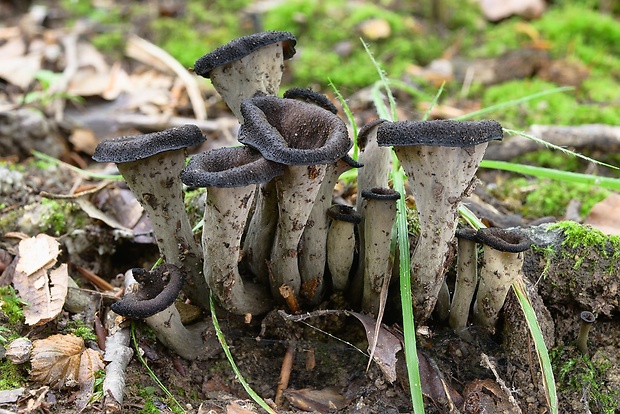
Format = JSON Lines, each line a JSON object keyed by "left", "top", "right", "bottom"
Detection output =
{"left": 12, "top": 234, "right": 69, "bottom": 326}
{"left": 478, "top": 0, "right": 545, "bottom": 21}
{"left": 358, "top": 18, "right": 391, "bottom": 40}
{"left": 350, "top": 312, "right": 401, "bottom": 383}
{"left": 284, "top": 387, "right": 347, "bottom": 412}
{"left": 226, "top": 401, "right": 259, "bottom": 414}
{"left": 30, "top": 334, "right": 104, "bottom": 390}
{"left": 584, "top": 193, "right": 620, "bottom": 235}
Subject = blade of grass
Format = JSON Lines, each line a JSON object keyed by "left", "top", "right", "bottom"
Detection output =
{"left": 480, "top": 160, "right": 620, "bottom": 190}
{"left": 503, "top": 128, "right": 619, "bottom": 171}
{"left": 131, "top": 322, "right": 185, "bottom": 414}
{"left": 209, "top": 293, "right": 276, "bottom": 414}
{"left": 454, "top": 86, "right": 574, "bottom": 121}
{"left": 362, "top": 36, "right": 425, "bottom": 413}
{"left": 512, "top": 279, "right": 558, "bottom": 414}
{"left": 329, "top": 78, "right": 359, "bottom": 160}
{"left": 32, "top": 150, "right": 123, "bottom": 180}
{"left": 393, "top": 164, "right": 425, "bottom": 414}
{"left": 422, "top": 82, "right": 445, "bottom": 121}
{"left": 361, "top": 39, "right": 397, "bottom": 121}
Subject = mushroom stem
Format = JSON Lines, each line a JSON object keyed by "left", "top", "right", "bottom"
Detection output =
{"left": 577, "top": 311, "right": 596, "bottom": 355}
{"left": 270, "top": 164, "right": 327, "bottom": 298}
{"left": 202, "top": 185, "right": 272, "bottom": 315}
{"left": 376, "top": 119, "right": 502, "bottom": 321}
{"left": 399, "top": 145, "right": 486, "bottom": 320}
{"left": 193, "top": 32, "right": 296, "bottom": 122}
{"left": 355, "top": 119, "right": 390, "bottom": 213}
{"left": 299, "top": 157, "right": 359, "bottom": 303}
{"left": 449, "top": 229, "right": 479, "bottom": 333}
{"left": 116, "top": 151, "right": 208, "bottom": 309}
{"left": 473, "top": 227, "right": 532, "bottom": 330}
{"left": 181, "top": 146, "right": 283, "bottom": 315}
{"left": 243, "top": 180, "right": 279, "bottom": 283}
{"left": 209, "top": 42, "right": 283, "bottom": 121}
{"left": 326, "top": 205, "right": 361, "bottom": 291}
{"left": 360, "top": 187, "right": 400, "bottom": 316}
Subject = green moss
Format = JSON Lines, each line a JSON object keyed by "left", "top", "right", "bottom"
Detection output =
{"left": 65, "top": 319, "right": 97, "bottom": 342}
{"left": 492, "top": 177, "right": 609, "bottom": 219}
{"left": 0, "top": 360, "right": 26, "bottom": 390}
{"left": 549, "top": 221, "right": 620, "bottom": 272}
{"left": 39, "top": 198, "right": 87, "bottom": 236}
{"left": 552, "top": 349, "right": 620, "bottom": 414}
{"left": 0, "top": 286, "right": 26, "bottom": 325}
{"left": 137, "top": 386, "right": 160, "bottom": 414}
{"left": 261, "top": 0, "right": 480, "bottom": 88}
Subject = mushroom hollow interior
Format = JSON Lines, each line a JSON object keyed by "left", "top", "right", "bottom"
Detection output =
{"left": 238, "top": 96, "right": 352, "bottom": 165}
{"left": 181, "top": 146, "right": 285, "bottom": 188}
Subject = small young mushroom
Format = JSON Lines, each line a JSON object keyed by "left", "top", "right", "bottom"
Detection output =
{"left": 193, "top": 31, "right": 297, "bottom": 121}
{"left": 181, "top": 146, "right": 285, "bottom": 315}
{"left": 112, "top": 264, "right": 184, "bottom": 320}
{"left": 92, "top": 125, "right": 209, "bottom": 309}
{"left": 449, "top": 227, "right": 479, "bottom": 333}
{"left": 472, "top": 227, "right": 532, "bottom": 330}
{"left": 377, "top": 119, "right": 503, "bottom": 321}
{"left": 326, "top": 204, "right": 362, "bottom": 291}
{"left": 358, "top": 187, "right": 400, "bottom": 316}
{"left": 576, "top": 311, "right": 596, "bottom": 355}
{"left": 299, "top": 155, "right": 362, "bottom": 303}
{"left": 352, "top": 119, "right": 390, "bottom": 304}
{"left": 116, "top": 266, "right": 206, "bottom": 360}
{"left": 238, "top": 95, "right": 351, "bottom": 300}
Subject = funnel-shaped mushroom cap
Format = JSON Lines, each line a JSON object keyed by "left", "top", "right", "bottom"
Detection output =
{"left": 474, "top": 227, "right": 532, "bottom": 253}
{"left": 238, "top": 96, "right": 352, "bottom": 165}
{"left": 376, "top": 119, "right": 503, "bottom": 147}
{"left": 181, "top": 146, "right": 285, "bottom": 188}
{"left": 92, "top": 125, "right": 205, "bottom": 163}
{"left": 111, "top": 264, "right": 185, "bottom": 319}
{"left": 194, "top": 31, "right": 297, "bottom": 78}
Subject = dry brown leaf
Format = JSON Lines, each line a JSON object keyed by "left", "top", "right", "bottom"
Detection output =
{"left": 68, "top": 128, "right": 98, "bottom": 154}
{"left": 584, "top": 193, "right": 620, "bottom": 235}
{"left": 225, "top": 401, "right": 259, "bottom": 414}
{"left": 30, "top": 334, "right": 104, "bottom": 390}
{"left": 284, "top": 387, "right": 347, "bottom": 412}
{"left": 350, "top": 312, "right": 401, "bottom": 383}
{"left": 12, "top": 234, "right": 69, "bottom": 326}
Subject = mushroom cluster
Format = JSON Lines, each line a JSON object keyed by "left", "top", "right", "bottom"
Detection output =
{"left": 93, "top": 31, "right": 509, "bottom": 343}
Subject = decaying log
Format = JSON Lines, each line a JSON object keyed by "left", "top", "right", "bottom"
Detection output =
{"left": 485, "top": 124, "right": 620, "bottom": 161}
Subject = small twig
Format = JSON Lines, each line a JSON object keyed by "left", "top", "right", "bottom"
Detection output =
{"left": 481, "top": 353, "right": 523, "bottom": 413}
{"left": 275, "top": 342, "right": 295, "bottom": 407}
{"left": 126, "top": 35, "right": 206, "bottom": 121}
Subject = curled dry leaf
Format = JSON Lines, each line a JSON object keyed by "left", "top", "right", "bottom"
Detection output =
{"left": 30, "top": 334, "right": 104, "bottom": 390}
{"left": 12, "top": 234, "right": 69, "bottom": 326}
